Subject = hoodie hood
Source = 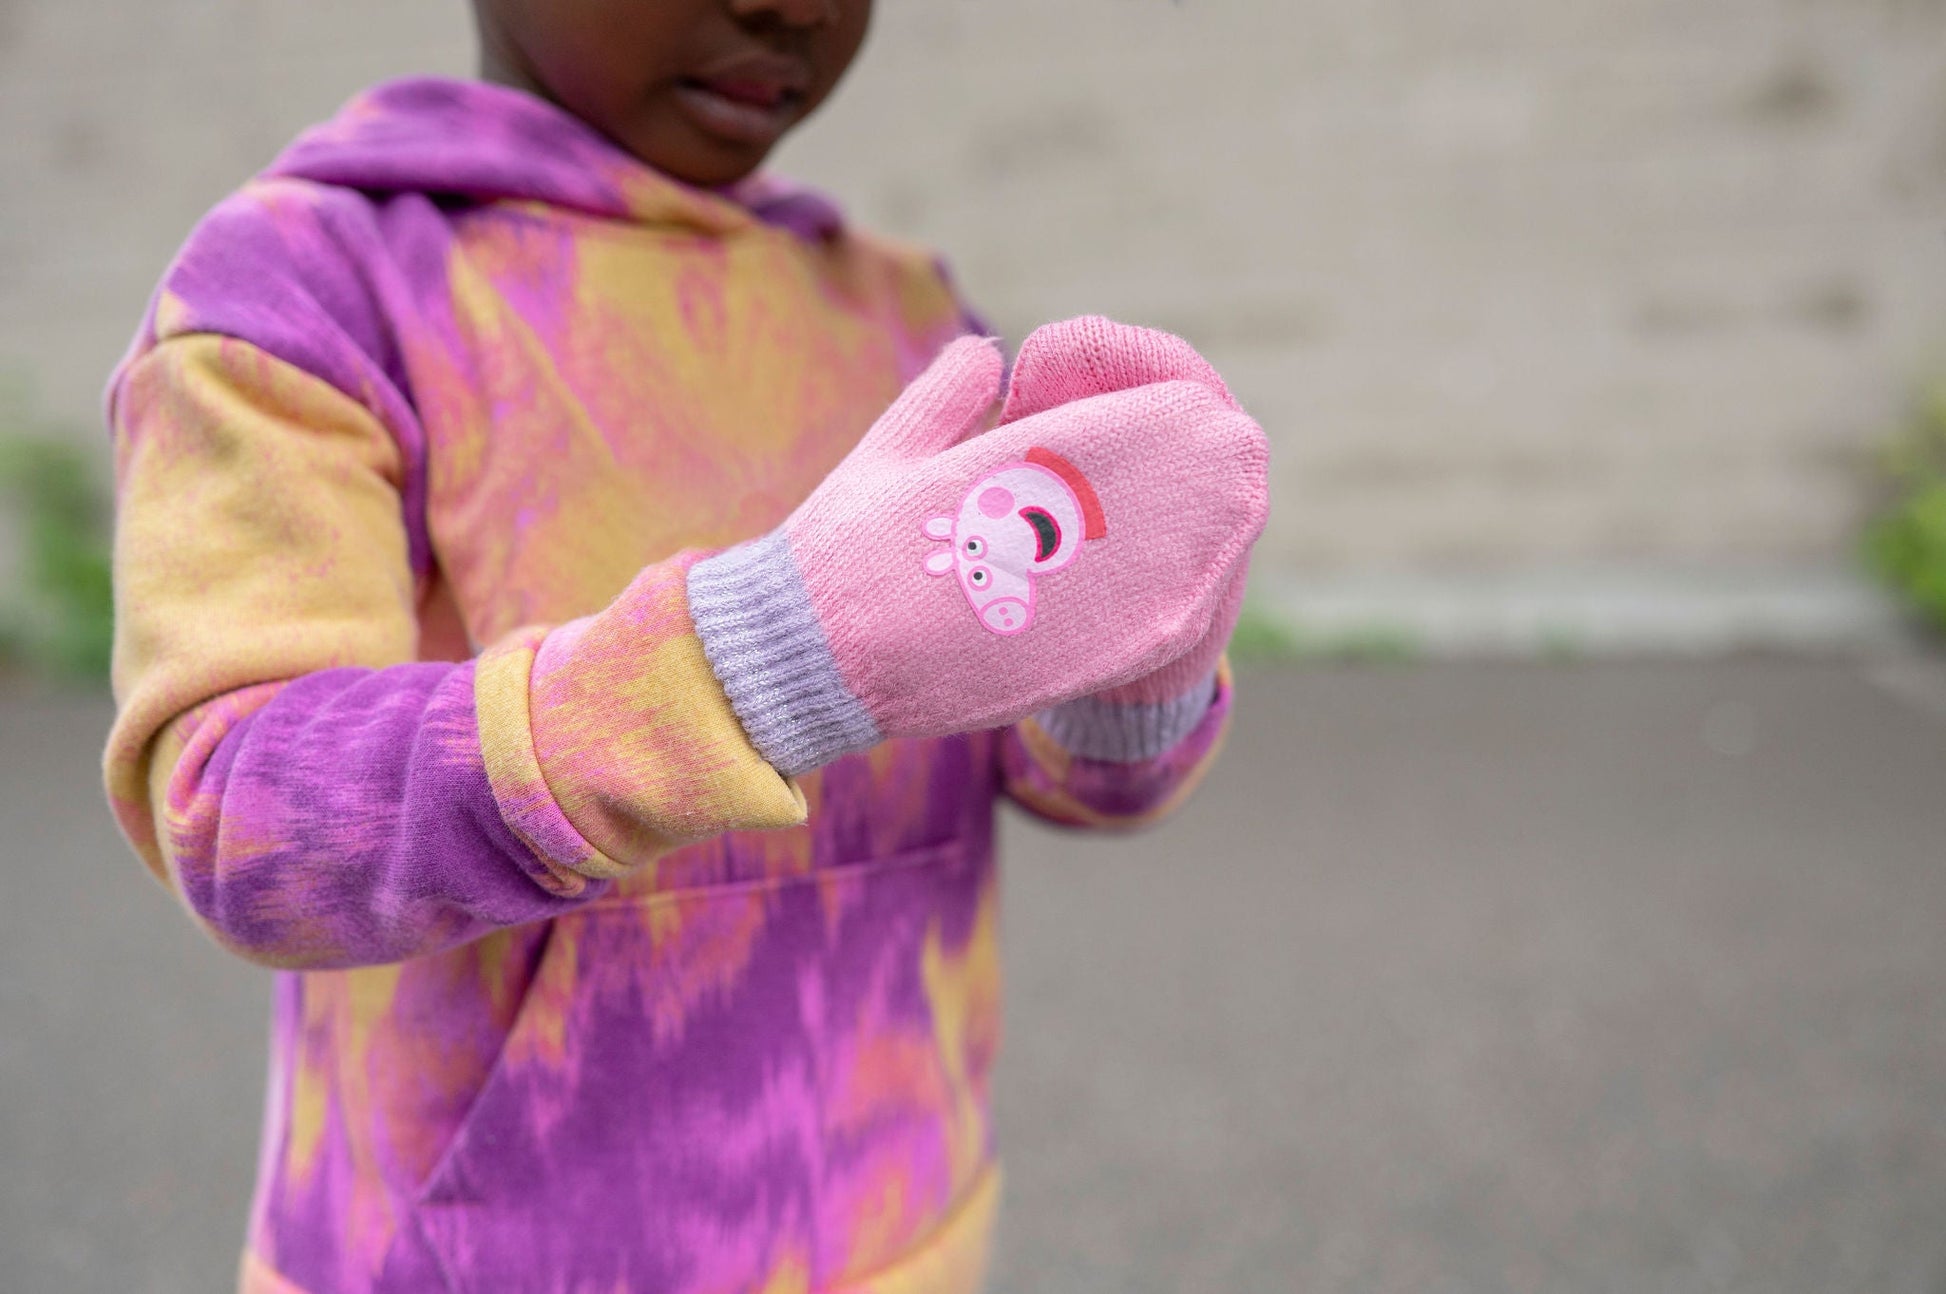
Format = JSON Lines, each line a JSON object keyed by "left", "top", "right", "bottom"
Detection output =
{"left": 266, "top": 76, "right": 845, "bottom": 241}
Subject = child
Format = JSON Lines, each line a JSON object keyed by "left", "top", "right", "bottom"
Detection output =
{"left": 103, "top": 1, "right": 1267, "bottom": 1291}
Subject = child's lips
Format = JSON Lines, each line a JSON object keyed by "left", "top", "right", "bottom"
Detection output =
{"left": 705, "top": 77, "right": 792, "bottom": 109}
{"left": 674, "top": 65, "right": 808, "bottom": 147}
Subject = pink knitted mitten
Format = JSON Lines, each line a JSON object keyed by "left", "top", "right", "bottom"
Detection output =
{"left": 998, "top": 316, "right": 1259, "bottom": 760}
{"left": 687, "top": 331, "right": 1269, "bottom": 776}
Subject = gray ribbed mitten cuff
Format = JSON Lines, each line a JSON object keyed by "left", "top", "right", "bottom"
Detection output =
{"left": 1034, "top": 669, "right": 1218, "bottom": 763}
{"left": 687, "top": 531, "right": 882, "bottom": 778}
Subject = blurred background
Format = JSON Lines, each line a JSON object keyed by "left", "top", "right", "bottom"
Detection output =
{"left": 4, "top": 1, "right": 1946, "bottom": 1290}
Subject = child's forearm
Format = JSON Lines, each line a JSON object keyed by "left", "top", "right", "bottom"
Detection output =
{"left": 133, "top": 665, "right": 593, "bottom": 968}
{"left": 997, "top": 661, "right": 1233, "bottom": 828}
{"left": 108, "top": 335, "right": 805, "bottom": 968}
{"left": 125, "top": 591, "right": 807, "bottom": 971}
{"left": 104, "top": 335, "right": 581, "bottom": 968}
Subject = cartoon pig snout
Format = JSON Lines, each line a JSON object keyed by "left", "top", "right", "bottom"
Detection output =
{"left": 979, "top": 597, "right": 1032, "bottom": 635}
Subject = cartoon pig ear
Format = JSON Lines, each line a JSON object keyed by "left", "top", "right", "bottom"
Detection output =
{"left": 922, "top": 515, "right": 954, "bottom": 540}
{"left": 923, "top": 551, "right": 955, "bottom": 576}
{"left": 1025, "top": 447, "right": 1107, "bottom": 539}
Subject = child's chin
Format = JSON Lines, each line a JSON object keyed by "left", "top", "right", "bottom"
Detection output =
{"left": 621, "top": 112, "right": 779, "bottom": 188}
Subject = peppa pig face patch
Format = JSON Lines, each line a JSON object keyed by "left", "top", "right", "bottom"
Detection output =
{"left": 923, "top": 446, "right": 1107, "bottom": 635}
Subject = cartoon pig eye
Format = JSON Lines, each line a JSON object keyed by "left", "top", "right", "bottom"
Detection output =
{"left": 968, "top": 567, "right": 990, "bottom": 588}
{"left": 964, "top": 537, "right": 985, "bottom": 558}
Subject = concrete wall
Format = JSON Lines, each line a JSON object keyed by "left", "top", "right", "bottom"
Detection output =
{"left": 4, "top": 0, "right": 1945, "bottom": 592}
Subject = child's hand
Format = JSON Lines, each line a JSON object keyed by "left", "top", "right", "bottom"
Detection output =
{"left": 998, "top": 317, "right": 1258, "bottom": 759}
{"left": 687, "top": 324, "right": 1269, "bottom": 776}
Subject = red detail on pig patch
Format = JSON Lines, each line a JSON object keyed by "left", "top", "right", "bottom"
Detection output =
{"left": 1024, "top": 447, "right": 1106, "bottom": 539}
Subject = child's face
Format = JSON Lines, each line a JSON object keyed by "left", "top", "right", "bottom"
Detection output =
{"left": 474, "top": 0, "right": 873, "bottom": 186}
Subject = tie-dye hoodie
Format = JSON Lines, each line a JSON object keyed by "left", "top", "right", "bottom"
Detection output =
{"left": 103, "top": 78, "right": 1232, "bottom": 1294}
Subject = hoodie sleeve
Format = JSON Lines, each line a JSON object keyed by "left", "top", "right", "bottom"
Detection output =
{"left": 997, "top": 663, "right": 1233, "bottom": 829}
{"left": 105, "top": 190, "right": 804, "bottom": 971}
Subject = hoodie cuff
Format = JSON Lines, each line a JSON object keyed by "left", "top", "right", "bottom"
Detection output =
{"left": 686, "top": 530, "right": 883, "bottom": 778}
{"left": 1033, "top": 669, "right": 1219, "bottom": 763}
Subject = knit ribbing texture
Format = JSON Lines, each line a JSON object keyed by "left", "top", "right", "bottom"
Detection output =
{"left": 1035, "top": 669, "right": 1218, "bottom": 762}
{"left": 687, "top": 531, "right": 882, "bottom": 778}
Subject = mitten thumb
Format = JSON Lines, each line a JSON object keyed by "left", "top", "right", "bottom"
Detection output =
{"left": 999, "top": 315, "right": 1240, "bottom": 424}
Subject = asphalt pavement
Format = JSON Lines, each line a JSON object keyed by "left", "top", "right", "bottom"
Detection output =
{"left": 4, "top": 660, "right": 1945, "bottom": 1293}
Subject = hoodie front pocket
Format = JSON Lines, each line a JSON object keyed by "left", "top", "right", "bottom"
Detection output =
{"left": 412, "top": 837, "right": 999, "bottom": 1294}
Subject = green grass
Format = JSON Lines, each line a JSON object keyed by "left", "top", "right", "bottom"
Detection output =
{"left": 0, "top": 395, "right": 115, "bottom": 681}
{"left": 1538, "top": 627, "right": 1587, "bottom": 663}
{"left": 1228, "top": 600, "right": 1304, "bottom": 660}
{"left": 1863, "top": 384, "right": 1946, "bottom": 638}
{"left": 1229, "top": 598, "right": 1422, "bottom": 665}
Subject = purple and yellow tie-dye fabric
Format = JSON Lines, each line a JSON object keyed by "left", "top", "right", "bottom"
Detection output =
{"left": 104, "top": 77, "right": 1228, "bottom": 1293}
